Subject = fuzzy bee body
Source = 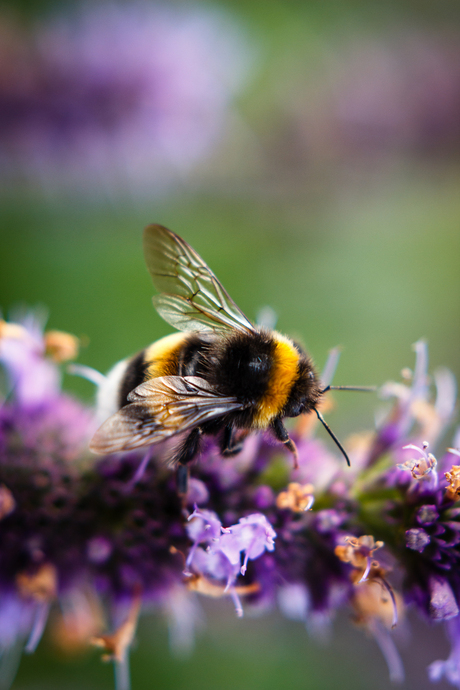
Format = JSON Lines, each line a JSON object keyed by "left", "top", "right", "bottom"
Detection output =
{"left": 90, "top": 224, "right": 342, "bottom": 476}
{"left": 95, "top": 327, "right": 321, "bottom": 459}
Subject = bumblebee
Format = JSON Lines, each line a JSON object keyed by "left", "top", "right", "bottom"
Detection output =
{"left": 90, "top": 225, "right": 356, "bottom": 490}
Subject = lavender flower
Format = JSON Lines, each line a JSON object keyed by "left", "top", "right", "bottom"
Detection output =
{"left": 279, "top": 28, "right": 460, "bottom": 166}
{"left": 185, "top": 508, "right": 275, "bottom": 616}
{"left": 333, "top": 30, "right": 460, "bottom": 155}
{"left": 1, "top": 315, "right": 460, "bottom": 690}
{"left": 0, "top": 4, "right": 250, "bottom": 196}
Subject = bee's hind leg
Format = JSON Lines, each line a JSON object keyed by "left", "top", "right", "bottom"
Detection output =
{"left": 174, "top": 427, "right": 203, "bottom": 496}
{"left": 220, "top": 424, "right": 248, "bottom": 457}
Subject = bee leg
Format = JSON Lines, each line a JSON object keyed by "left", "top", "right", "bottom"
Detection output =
{"left": 271, "top": 418, "right": 299, "bottom": 470}
{"left": 174, "top": 427, "right": 203, "bottom": 495}
{"left": 176, "top": 465, "right": 189, "bottom": 496}
{"left": 220, "top": 424, "right": 247, "bottom": 457}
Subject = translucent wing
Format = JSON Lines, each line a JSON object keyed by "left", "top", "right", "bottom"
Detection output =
{"left": 90, "top": 376, "right": 244, "bottom": 454}
{"left": 143, "top": 224, "right": 255, "bottom": 334}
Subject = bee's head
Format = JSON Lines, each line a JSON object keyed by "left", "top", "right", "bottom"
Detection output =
{"left": 283, "top": 355, "right": 322, "bottom": 418}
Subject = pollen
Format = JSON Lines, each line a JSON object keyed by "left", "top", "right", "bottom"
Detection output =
{"left": 335, "top": 535, "right": 384, "bottom": 583}
{"left": 445, "top": 465, "right": 460, "bottom": 501}
{"left": 253, "top": 334, "right": 299, "bottom": 428}
{"left": 399, "top": 442, "right": 437, "bottom": 479}
{"left": 276, "top": 482, "right": 314, "bottom": 512}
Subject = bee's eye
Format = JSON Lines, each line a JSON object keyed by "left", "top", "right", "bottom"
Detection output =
{"left": 287, "top": 401, "right": 305, "bottom": 417}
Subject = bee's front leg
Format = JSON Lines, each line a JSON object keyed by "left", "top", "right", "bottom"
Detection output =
{"left": 220, "top": 424, "right": 249, "bottom": 457}
{"left": 271, "top": 418, "right": 299, "bottom": 469}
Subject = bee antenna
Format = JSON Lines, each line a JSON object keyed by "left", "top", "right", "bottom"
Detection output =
{"left": 314, "top": 407, "right": 351, "bottom": 467}
{"left": 321, "top": 385, "right": 377, "bottom": 394}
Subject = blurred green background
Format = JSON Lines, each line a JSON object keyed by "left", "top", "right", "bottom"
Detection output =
{"left": 0, "top": 0, "right": 459, "bottom": 688}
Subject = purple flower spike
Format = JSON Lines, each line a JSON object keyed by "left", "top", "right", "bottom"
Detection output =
{"left": 0, "top": 4, "right": 251, "bottom": 196}
{"left": 2, "top": 317, "right": 460, "bottom": 690}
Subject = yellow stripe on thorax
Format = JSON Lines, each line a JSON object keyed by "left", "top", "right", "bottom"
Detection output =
{"left": 144, "top": 332, "right": 186, "bottom": 378}
{"left": 253, "top": 333, "right": 299, "bottom": 428}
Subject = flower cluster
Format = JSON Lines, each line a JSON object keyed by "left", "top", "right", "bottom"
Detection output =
{"left": 277, "top": 28, "right": 460, "bottom": 168}
{"left": 0, "top": 314, "right": 459, "bottom": 689}
{"left": 0, "top": 3, "right": 249, "bottom": 196}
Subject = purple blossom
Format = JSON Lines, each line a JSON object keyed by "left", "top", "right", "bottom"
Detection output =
{"left": 0, "top": 314, "right": 60, "bottom": 405}
{"left": 281, "top": 29, "right": 460, "bottom": 164}
{"left": 334, "top": 31, "right": 460, "bottom": 154}
{"left": 406, "top": 528, "right": 431, "bottom": 552}
{"left": 223, "top": 513, "right": 276, "bottom": 575}
{"left": 185, "top": 508, "right": 276, "bottom": 615}
{"left": 1, "top": 317, "right": 460, "bottom": 690}
{"left": 0, "top": 4, "right": 251, "bottom": 196}
{"left": 397, "top": 441, "right": 439, "bottom": 489}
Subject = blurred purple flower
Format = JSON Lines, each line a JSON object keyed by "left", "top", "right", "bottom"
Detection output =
{"left": 0, "top": 314, "right": 60, "bottom": 406}
{"left": 276, "top": 28, "right": 460, "bottom": 169}
{"left": 429, "top": 616, "right": 460, "bottom": 687}
{"left": 331, "top": 30, "right": 460, "bottom": 154}
{"left": 0, "top": 3, "right": 251, "bottom": 196}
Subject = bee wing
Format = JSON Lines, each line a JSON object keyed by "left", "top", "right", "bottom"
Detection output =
{"left": 89, "top": 375, "right": 244, "bottom": 454}
{"left": 143, "top": 224, "right": 255, "bottom": 335}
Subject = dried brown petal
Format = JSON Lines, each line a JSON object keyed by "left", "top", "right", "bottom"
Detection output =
{"left": 44, "top": 330, "right": 79, "bottom": 363}
{"left": 16, "top": 563, "right": 58, "bottom": 602}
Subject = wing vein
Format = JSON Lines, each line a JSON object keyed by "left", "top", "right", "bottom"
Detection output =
{"left": 143, "top": 224, "right": 254, "bottom": 335}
